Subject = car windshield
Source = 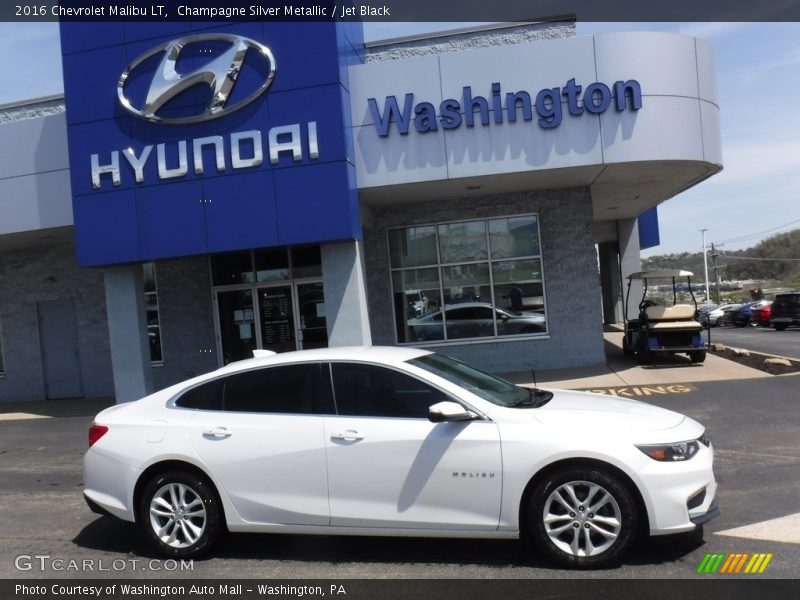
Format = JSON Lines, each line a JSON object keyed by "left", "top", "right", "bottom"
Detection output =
{"left": 408, "top": 353, "right": 539, "bottom": 407}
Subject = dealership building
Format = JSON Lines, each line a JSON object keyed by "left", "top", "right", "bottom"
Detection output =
{"left": 0, "top": 20, "right": 722, "bottom": 403}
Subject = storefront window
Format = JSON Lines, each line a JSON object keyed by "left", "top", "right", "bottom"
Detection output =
{"left": 211, "top": 251, "right": 254, "bottom": 286}
{"left": 255, "top": 248, "right": 290, "bottom": 282}
{"left": 143, "top": 262, "right": 163, "bottom": 364}
{"left": 290, "top": 245, "right": 323, "bottom": 279}
{"left": 389, "top": 226, "right": 438, "bottom": 268}
{"left": 389, "top": 214, "right": 547, "bottom": 343}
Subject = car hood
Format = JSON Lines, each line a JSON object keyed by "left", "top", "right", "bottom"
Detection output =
{"left": 527, "top": 389, "right": 687, "bottom": 433}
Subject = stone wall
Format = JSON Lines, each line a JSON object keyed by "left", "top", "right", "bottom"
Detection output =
{"left": 0, "top": 243, "right": 112, "bottom": 402}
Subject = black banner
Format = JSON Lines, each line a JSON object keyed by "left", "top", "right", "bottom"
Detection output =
{"left": 4, "top": 579, "right": 800, "bottom": 600}
{"left": 5, "top": 0, "right": 800, "bottom": 22}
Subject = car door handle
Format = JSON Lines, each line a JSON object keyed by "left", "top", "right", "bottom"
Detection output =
{"left": 203, "top": 427, "right": 232, "bottom": 439}
{"left": 331, "top": 430, "right": 364, "bottom": 442}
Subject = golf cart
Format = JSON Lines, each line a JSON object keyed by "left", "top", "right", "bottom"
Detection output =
{"left": 622, "top": 270, "right": 708, "bottom": 364}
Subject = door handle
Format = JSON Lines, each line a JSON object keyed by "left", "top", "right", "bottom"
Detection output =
{"left": 203, "top": 427, "right": 232, "bottom": 439}
{"left": 331, "top": 430, "right": 364, "bottom": 442}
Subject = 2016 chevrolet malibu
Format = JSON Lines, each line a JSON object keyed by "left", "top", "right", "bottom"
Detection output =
{"left": 84, "top": 347, "right": 718, "bottom": 568}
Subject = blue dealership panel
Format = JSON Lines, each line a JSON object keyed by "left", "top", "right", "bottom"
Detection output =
{"left": 638, "top": 207, "right": 661, "bottom": 250}
{"left": 60, "top": 21, "right": 364, "bottom": 267}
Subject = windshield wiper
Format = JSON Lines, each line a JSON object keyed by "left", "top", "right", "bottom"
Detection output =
{"left": 511, "top": 387, "right": 553, "bottom": 408}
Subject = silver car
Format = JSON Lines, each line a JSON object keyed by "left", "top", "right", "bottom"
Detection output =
{"left": 408, "top": 302, "right": 546, "bottom": 341}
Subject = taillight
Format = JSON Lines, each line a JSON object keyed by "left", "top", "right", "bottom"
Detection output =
{"left": 88, "top": 424, "right": 108, "bottom": 447}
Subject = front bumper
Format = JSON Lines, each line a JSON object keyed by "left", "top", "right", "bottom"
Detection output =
{"left": 637, "top": 442, "right": 718, "bottom": 536}
{"left": 690, "top": 496, "right": 720, "bottom": 526}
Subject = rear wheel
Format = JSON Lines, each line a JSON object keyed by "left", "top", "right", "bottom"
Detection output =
{"left": 138, "top": 470, "right": 222, "bottom": 559}
{"left": 527, "top": 467, "right": 639, "bottom": 568}
{"left": 622, "top": 335, "right": 635, "bottom": 357}
{"left": 774, "top": 323, "right": 788, "bottom": 331}
{"left": 689, "top": 350, "right": 706, "bottom": 363}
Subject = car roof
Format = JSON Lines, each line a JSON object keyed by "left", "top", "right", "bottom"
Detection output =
{"left": 215, "top": 345, "right": 433, "bottom": 375}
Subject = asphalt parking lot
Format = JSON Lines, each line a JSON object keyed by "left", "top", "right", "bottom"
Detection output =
{"left": 1, "top": 373, "right": 798, "bottom": 582}
{"left": 711, "top": 326, "right": 800, "bottom": 360}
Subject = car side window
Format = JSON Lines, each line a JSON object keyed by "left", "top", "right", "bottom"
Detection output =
{"left": 330, "top": 363, "right": 449, "bottom": 418}
{"left": 175, "top": 379, "right": 222, "bottom": 410}
{"left": 222, "top": 363, "right": 334, "bottom": 414}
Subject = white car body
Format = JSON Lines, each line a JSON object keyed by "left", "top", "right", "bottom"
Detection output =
{"left": 84, "top": 346, "right": 717, "bottom": 563}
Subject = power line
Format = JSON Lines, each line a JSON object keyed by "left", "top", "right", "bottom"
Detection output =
{"left": 718, "top": 254, "right": 800, "bottom": 262}
{"left": 715, "top": 218, "right": 800, "bottom": 245}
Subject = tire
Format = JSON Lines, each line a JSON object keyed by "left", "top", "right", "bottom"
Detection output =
{"left": 715, "top": 317, "right": 724, "bottom": 327}
{"left": 775, "top": 323, "right": 788, "bottom": 331}
{"left": 622, "top": 336, "right": 634, "bottom": 358}
{"left": 138, "top": 470, "right": 222, "bottom": 559}
{"left": 636, "top": 348, "right": 652, "bottom": 365}
{"left": 689, "top": 350, "right": 706, "bottom": 363}
{"left": 527, "top": 467, "right": 639, "bottom": 569}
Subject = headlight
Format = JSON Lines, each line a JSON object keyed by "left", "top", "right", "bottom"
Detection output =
{"left": 636, "top": 440, "right": 700, "bottom": 461}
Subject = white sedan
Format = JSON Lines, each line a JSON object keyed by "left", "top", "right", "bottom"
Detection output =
{"left": 84, "top": 346, "right": 718, "bottom": 568}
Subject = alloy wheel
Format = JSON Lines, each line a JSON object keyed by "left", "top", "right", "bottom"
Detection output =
{"left": 542, "top": 480, "right": 622, "bottom": 557}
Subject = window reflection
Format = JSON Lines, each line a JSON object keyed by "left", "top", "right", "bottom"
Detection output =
{"left": 389, "top": 215, "right": 547, "bottom": 343}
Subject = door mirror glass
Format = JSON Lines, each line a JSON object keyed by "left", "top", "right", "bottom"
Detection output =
{"left": 428, "top": 401, "right": 479, "bottom": 423}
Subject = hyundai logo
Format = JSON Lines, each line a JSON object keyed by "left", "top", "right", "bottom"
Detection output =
{"left": 117, "top": 34, "right": 276, "bottom": 124}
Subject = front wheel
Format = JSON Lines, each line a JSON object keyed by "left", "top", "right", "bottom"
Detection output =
{"left": 527, "top": 467, "right": 639, "bottom": 568}
{"left": 138, "top": 470, "right": 222, "bottom": 559}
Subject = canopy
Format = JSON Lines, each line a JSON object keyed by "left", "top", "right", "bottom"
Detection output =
{"left": 627, "top": 270, "right": 694, "bottom": 280}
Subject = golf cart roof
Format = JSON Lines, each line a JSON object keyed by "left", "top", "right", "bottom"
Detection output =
{"left": 627, "top": 270, "right": 695, "bottom": 280}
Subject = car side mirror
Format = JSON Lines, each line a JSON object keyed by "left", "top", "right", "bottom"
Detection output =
{"left": 428, "top": 401, "right": 479, "bottom": 423}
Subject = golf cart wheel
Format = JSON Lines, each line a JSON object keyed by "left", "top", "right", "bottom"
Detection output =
{"left": 636, "top": 350, "right": 652, "bottom": 365}
{"left": 622, "top": 336, "right": 635, "bottom": 358}
{"left": 689, "top": 350, "right": 706, "bottom": 364}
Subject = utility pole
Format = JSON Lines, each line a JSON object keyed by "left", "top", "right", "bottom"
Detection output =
{"left": 710, "top": 242, "right": 721, "bottom": 304}
{"left": 700, "top": 229, "right": 710, "bottom": 306}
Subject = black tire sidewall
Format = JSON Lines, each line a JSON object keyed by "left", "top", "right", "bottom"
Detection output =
{"left": 138, "top": 470, "right": 222, "bottom": 559}
{"left": 528, "top": 467, "right": 639, "bottom": 569}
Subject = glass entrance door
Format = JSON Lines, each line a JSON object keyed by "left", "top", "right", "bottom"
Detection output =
{"left": 296, "top": 282, "right": 328, "bottom": 350}
{"left": 215, "top": 278, "right": 328, "bottom": 365}
{"left": 216, "top": 290, "right": 257, "bottom": 364}
{"left": 257, "top": 285, "right": 297, "bottom": 353}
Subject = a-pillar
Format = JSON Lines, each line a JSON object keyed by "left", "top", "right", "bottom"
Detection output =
{"left": 617, "top": 217, "right": 643, "bottom": 322}
{"left": 104, "top": 264, "right": 154, "bottom": 403}
{"left": 321, "top": 240, "right": 372, "bottom": 346}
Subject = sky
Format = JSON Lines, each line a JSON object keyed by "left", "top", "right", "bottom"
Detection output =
{"left": 1, "top": 20, "right": 799, "bottom": 258}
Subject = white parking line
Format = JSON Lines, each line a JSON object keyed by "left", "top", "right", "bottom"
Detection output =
{"left": 716, "top": 513, "right": 800, "bottom": 544}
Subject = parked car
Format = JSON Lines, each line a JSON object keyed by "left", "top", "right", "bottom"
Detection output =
{"left": 698, "top": 303, "right": 741, "bottom": 328}
{"left": 772, "top": 292, "right": 800, "bottom": 330}
{"left": 84, "top": 346, "right": 718, "bottom": 568}
{"left": 408, "top": 302, "right": 546, "bottom": 341}
{"left": 729, "top": 300, "right": 769, "bottom": 327}
{"left": 750, "top": 302, "right": 773, "bottom": 327}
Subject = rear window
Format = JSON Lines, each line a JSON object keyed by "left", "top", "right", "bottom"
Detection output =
{"left": 774, "top": 294, "right": 800, "bottom": 308}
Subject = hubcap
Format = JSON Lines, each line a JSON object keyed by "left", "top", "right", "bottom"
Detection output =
{"left": 149, "top": 483, "right": 207, "bottom": 548}
{"left": 542, "top": 480, "right": 622, "bottom": 557}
